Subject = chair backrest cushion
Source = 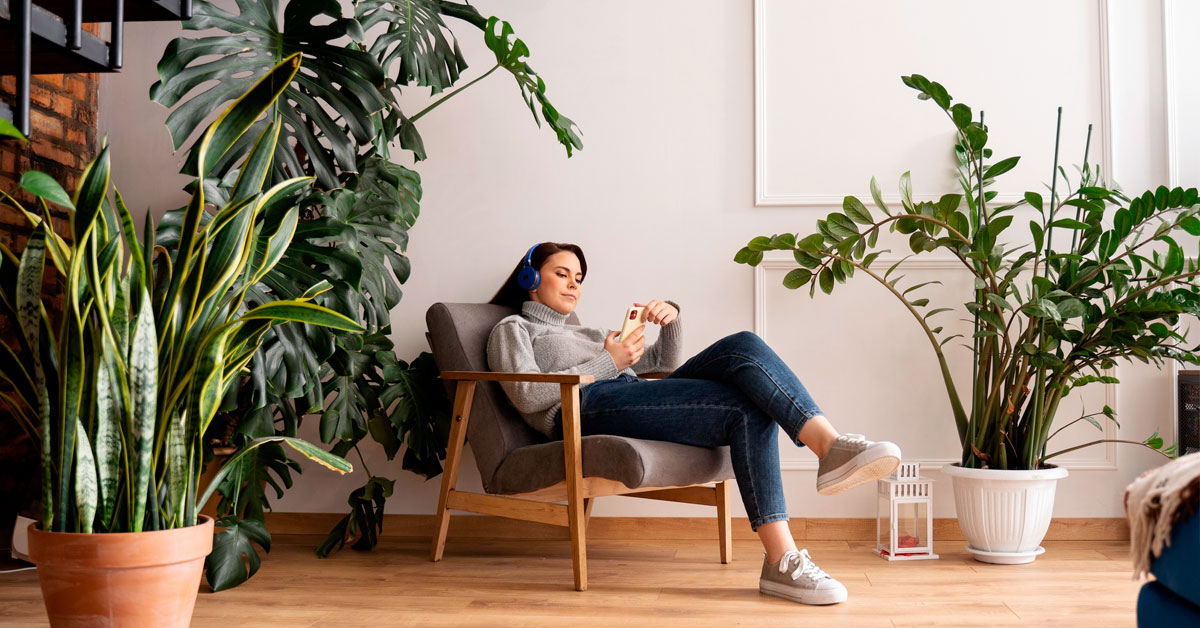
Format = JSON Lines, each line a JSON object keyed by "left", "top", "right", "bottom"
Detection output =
{"left": 425, "top": 302, "right": 580, "bottom": 492}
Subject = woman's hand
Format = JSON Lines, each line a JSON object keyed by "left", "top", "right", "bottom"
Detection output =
{"left": 604, "top": 327, "right": 645, "bottom": 370}
{"left": 635, "top": 300, "right": 678, "bottom": 326}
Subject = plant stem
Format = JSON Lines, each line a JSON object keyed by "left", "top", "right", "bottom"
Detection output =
{"left": 820, "top": 250, "right": 970, "bottom": 440}
{"left": 1046, "top": 410, "right": 1112, "bottom": 442}
{"left": 1027, "top": 108, "right": 1064, "bottom": 469}
{"left": 1041, "top": 439, "right": 1173, "bottom": 463}
{"left": 1068, "top": 124, "right": 1094, "bottom": 255}
{"left": 354, "top": 442, "right": 373, "bottom": 477}
{"left": 410, "top": 64, "right": 500, "bottom": 124}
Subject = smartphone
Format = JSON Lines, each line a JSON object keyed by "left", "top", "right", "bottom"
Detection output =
{"left": 618, "top": 305, "right": 646, "bottom": 343}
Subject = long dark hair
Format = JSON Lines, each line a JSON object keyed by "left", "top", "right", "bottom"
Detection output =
{"left": 489, "top": 242, "right": 588, "bottom": 310}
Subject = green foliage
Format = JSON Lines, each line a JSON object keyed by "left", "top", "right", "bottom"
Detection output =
{"left": 0, "top": 118, "right": 27, "bottom": 141}
{"left": 0, "top": 57, "right": 356, "bottom": 535}
{"left": 734, "top": 74, "right": 1193, "bottom": 470}
{"left": 149, "top": 0, "right": 576, "bottom": 587}
{"left": 315, "top": 340, "right": 452, "bottom": 555}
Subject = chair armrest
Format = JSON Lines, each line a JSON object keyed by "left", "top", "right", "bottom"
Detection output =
{"left": 440, "top": 370, "right": 595, "bottom": 385}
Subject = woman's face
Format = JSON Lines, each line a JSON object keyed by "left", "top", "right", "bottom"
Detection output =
{"left": 529, "top": 251, "right": 583, "bottom": 315}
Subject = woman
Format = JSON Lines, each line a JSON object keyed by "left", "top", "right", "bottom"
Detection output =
{"left": 486, "top": 242, "right": 902, "bottom": 606}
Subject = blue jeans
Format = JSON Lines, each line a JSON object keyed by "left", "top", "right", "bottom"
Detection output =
{"left": 553, "top": 331, "right": 824, "bottom": 531}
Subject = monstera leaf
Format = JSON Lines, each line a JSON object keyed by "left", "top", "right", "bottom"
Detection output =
{"left": 317, "top": 344, "right": 452, "bottom": 557}
{"left": 358, "top": 0, "right": 470, "bottom": 94}
{"left": 151, "top": 0, "right": 386, "bottom": 188}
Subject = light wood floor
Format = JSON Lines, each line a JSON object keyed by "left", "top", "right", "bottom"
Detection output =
{"left": 0, "top": 536, "right": 1141, "bottom": 627}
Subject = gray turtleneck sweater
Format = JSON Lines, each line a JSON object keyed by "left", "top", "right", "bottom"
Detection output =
{"left": 486, "top": 300, "right": 683, "bottom": 437}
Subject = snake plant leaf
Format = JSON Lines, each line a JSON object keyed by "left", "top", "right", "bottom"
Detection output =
{"left": 0, "top": 117, "right": 27, "bottom": 141}
{"left": 71, "top": 145, "right": 110, "bottom": 245}
{"left": 239, "top": 300, "right": 366, "bottom": 333}
{"left": 229, "top": 119, "right": 282, "bottom": 204}
{"left": 152, "top": 0, "right": 384, "bottom": 188}
{"left": 94, "top": 355, "right": 121, "bottom": 530}
{"left": 197, "top": 435, "right": 351, "bottom": 511}
{"left": 20, "top": 171, "right": 75, "bottom": 209}
{"left": 57, "top": 317, "right": 84, "bottom": 531}
{"left": 113, "top": 190, "right": 146, "bottom": 299}
{"left": 16, "top": 226, "right": 45, "bottom": 365}
{"left": 198, "top": 196, "right": 258, "bottom": 304}
{"left": 193, "top": 327, "right": 235, "bottom": 438}
{"left": 358, "top": 0, "right": 468, "bottom": 94}
{"left": 73, "top": 421, "right": 98, "bottom": 533}
{"left": 167, "top": 409, "right": 189, "bottom": 526}
{"left": 129, "top": 294, "right": 158, "bottom": 532}
{"left": 247, "top": 206, "right": 300, "bottom": 286}
{"left": 194, "top": 52, "right": 303, "bottom": 180}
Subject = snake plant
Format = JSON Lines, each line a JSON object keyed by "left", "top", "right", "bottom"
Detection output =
{"left": 0, "top": 55, "right": 361, "bottom": 534}
{"left": 738, "top": 74, "right": 1191, "bottom": 470}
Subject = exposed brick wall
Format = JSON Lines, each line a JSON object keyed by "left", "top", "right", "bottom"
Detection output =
{"left": 0, "top": 27, "right": 100, "bottom": 544}
{"left": 0, "top": 71, "right": 97, "bottom": 251}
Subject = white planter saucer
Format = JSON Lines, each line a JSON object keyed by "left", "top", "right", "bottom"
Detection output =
{"left": 965, "top": 544, "right": 1045, "bottom": 565}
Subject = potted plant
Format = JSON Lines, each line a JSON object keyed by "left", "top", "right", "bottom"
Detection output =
{"left": 737, "top": 74, "right": 1186, "bottom": 564}
{"left": 145, "top": 0, "right": 580, "bottom": 584}
{"left": 0, "top": 56, "right": 361, "bottom": 626}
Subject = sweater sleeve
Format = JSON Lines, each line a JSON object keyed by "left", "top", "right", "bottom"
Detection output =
{"left": 633, "top": 300, "right": 683, "bottom": 375}
{"left": 486, "top": 320, "right": 621, "bottom": 416}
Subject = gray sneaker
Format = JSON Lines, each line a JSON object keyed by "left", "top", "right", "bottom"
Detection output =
{"left": 816, "top": 433, "right": 901, "bottom": 496}
{"left": 759, "top": 549, "right": 847, "bottom": 605}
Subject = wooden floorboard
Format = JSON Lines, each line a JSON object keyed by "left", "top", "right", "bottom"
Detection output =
{"left": 0, "top": 536, "right": 1142, "bottom": 627}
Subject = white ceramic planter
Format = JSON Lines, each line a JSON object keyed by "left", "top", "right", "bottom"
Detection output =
{"left": 941, "top": 463, "right": 1068, "bottom": 564}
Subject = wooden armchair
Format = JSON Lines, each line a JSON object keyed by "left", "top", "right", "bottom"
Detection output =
{"left": 425, "top": 303, "right": 735, "bottom": 591}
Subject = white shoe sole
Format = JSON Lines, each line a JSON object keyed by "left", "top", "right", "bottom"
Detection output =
{"left": 816, "top": 442, "right": 901, "bottom": 496}
{"left": 759, "top": 579, "right": 848, "bottom": 605}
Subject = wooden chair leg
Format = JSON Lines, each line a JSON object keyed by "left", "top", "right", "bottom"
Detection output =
{"left": 716, "top": 480, "right": 732, "bottom": 564}
{"left": 431, "top": 381, "right": 475, "bottom": 562}
{"left": 583, "top": 497, "right": 594, "bottom": 528}
{"left": 561, "top": 383, "right": 587, "bottom": 591}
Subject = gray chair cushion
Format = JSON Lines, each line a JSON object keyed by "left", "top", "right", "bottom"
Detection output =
{"left": 425, "top": 302, "right": 734, "bottom": 496}
{"left": 490, "top": 435, "right": 732, "bottom": 495}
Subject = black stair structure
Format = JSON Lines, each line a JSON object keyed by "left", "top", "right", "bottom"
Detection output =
{"left": 0, "top": 0, "right": 192, "bottom": 138}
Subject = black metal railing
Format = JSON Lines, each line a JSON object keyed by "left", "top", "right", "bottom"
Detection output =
{"left": 1, "top": 0, "right": 192, "bottom": 137}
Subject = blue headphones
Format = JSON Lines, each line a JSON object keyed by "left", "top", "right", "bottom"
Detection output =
{"left": 516, "top": 243, "right": 543, "bottom": 291}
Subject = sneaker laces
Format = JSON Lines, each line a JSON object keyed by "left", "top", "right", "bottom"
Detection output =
{"left": 835, "top": 433, "right": 869, "bottom": 453}
{"left": 777, "top": 549, "right": 832, "bottom": 582}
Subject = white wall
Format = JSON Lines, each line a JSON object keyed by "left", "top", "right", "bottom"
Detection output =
{"left": 99, "top": 0, "right": 1186, "bottom": 521}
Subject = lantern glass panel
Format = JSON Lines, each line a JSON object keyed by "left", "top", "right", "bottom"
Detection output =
{"left": 897, "top": 501, "right": 928, "bottom": 549}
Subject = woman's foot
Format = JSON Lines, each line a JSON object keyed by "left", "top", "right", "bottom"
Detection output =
{"left": 759, "top": 549, "right": 847, "bottom": 605}
{"left": 815, "top": 433, "right": 901, "bottom": 495}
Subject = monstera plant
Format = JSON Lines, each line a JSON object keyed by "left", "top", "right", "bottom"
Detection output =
{"left": 151, "top": 0, "right": 580, "bottom": 587}
{"left": 0, "top": 56, "right": 361, "bottom": 621}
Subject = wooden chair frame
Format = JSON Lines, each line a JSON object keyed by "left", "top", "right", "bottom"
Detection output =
{"left": 430, "top": 370, "right": 733, "bottom": 591}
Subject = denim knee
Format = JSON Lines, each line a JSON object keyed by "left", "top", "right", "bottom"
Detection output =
{"left": 723, "top": 330, "right": 767, "bottom": 353}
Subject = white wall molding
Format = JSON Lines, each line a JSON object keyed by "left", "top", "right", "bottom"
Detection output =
{"left": 753, "top": 251, "right": 1117, "bottom": 470}
{"left": 754, "top": 0, "right": 1115, "bottom": 208}
{"left": 1163, "top": 0, "right": 1182, "bottom": 187}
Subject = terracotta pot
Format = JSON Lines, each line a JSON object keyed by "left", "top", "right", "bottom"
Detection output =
{"left": 27, "top": 515, "right": 215, "bottom": 628}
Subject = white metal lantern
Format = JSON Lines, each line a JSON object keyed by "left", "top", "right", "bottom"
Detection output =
{"left": 874, "top": 461, "right": 938, "bottom": 561}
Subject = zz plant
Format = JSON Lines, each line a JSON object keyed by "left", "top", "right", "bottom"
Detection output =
{"left": 738, "top": 74, "right": 1190, "bottom": 471}
{"left": 0, "top": 56, "right": 359, "bottom": 535}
